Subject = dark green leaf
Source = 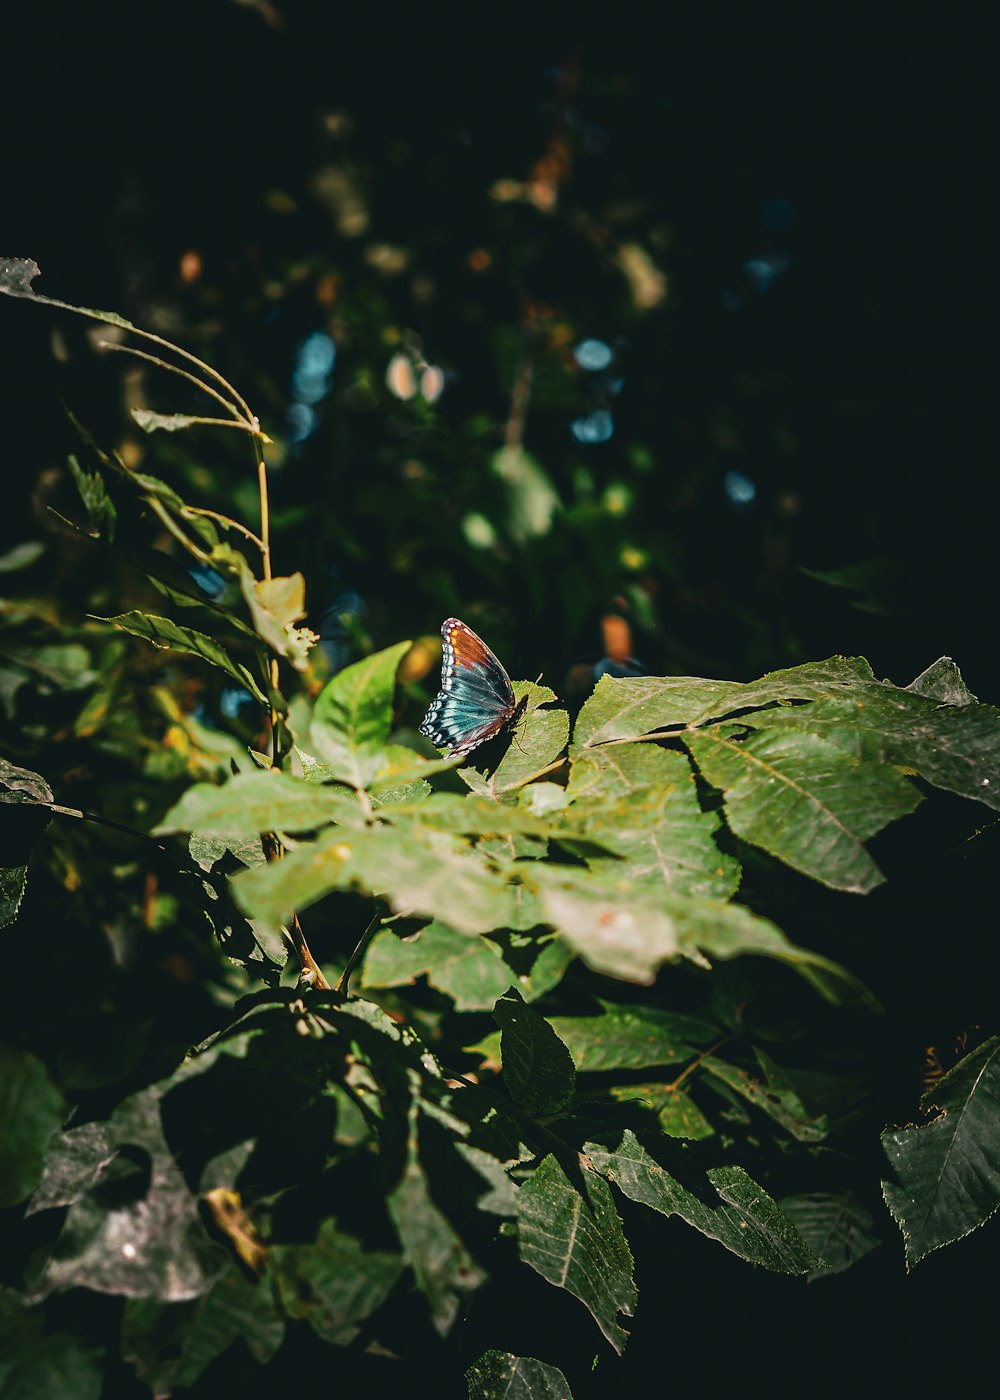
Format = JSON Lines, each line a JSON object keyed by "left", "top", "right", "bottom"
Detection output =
{"left": 751, "top": 684, "right": 1000, "bottom": 812}
{"left": 517, "top": 1153, "right": 635, "bottom": 1353}
{"left": 665, "top": 895, "right": 876, "bottom": 1008}
{"left": 684, "top": 724, "right": 921, "bottom": 892}
{"left": 387, "top": 1151, "right": 486, "bottom": 1336}
{"left": 882, "top": 1036, "right": 1000, "bottom": 1266}
{"left": 607, "top": 1083, "right": 715, "bottom": 1140}
{"left": 66, "top": 453, "right": 117, "bottom": 540}
{"left": 587, "top": 1130, "right": 821, "bottom": 1273}
{"left": 0, "top": 1047, "right": 67, "bottom": 1208}
{"left": 122, "top": 1265, "right": 284, "bottom": 1393}
{"left": 779, "top": 1192, "right": 881, "bottom": 1279}
{"left": 97, "top": 611, "right": 268, "bottom": 704}
{"left": 466, "top": 1349, "right": 574, "bottom": 1399}
{"left": 0, "top": 866, "right": 29, "bottom": 928}
{"left": 0, "top": 1290, "right": 101, "bottom": 1400}
{"left": 272, "top": 1220, "right": 403, "bottom": 1346}
{"left": 701, "top": 1052, "right": 829, "bottom": 1142}
{"left": 494, "top": 989, "right": 575, "bottom": 1116}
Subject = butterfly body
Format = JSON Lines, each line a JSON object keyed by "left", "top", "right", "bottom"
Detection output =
{"left": 419, "top": 618, "right": 528, "bottom": 759}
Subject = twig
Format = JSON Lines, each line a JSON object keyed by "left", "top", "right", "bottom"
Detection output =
{"left": 337, "top": 910, "right": 382, "bottom": 996}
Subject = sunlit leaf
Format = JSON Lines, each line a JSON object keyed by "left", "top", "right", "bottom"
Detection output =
{"left": 362, "top": 923, "right": 515, "bottom": 1011}
{"left": 234, "top": 823, "right": 516, "bottom": 934}
{"left": 155, "top": 770, "right": 362, "bottom": 837}
{"left": 466, "top": 1349, "right": 574, "bottom": 1399}
{"left": 547, "top": 1004, "right": 715, "bottom": 1073}
{"left": 96, "top": 612, "right": 268, "bottom": 704}
{"left": 311, "top": 641, "right": 412, "bottom": 787}
{"left": 684, "top": 724, "right": 921, "bottom": 893}
{"left": 566, "top": 748, "right": 739, "bottom": 900}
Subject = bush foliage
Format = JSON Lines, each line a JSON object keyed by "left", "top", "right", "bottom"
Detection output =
{"left": 2, "top": 244, "right": 999, "bottom": 1399}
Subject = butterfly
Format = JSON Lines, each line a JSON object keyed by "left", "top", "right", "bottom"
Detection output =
{"left": 419, "top": 618, "right": 529, "bottom": 759}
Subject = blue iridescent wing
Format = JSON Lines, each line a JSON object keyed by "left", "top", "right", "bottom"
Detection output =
{"left": 419, "top": 618, "right": 525, "bottom": 758}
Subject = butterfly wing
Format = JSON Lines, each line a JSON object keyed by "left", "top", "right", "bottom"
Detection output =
{"left": 419, "top": 618, "right": 522, "bottom": 758}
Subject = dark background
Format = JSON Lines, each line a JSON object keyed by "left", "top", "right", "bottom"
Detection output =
{"left": 1, "top": 3, "right": 996, "bottom": 1394}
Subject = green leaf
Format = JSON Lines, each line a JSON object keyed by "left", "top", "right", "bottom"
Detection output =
{"left": 131, "top": 409, "right": 248, "bottom": 435}
{"left": 122, "top": 1265, "right": 284, "bottom": 1393}
{"left": 234, "top": 824, "right": 515, "bottom": 934}
{"left": 575, "top": 656, "right": 885, "bottom": 746}
{"left": 0, "top": 759, "right": 61, "bottom": 805}
{"left": 0, "top": 1290, "right": 102, "bottom": 1400}
{"left": 779, "top": 1192, "right": 881, "bottom": 1279}
{"left": 0, "top": 866, "right": 29, "bottom": 928}
{"left": 0, "top": 540, "right": 45, "bottom": 572}
{"left": 493, "top": 988, "right": 576, "bottom": 1116}
{"left": 587, "top": 1130, "right": 821, "bottom": 1273}
{"left": 67, "top": 453, "right": 117, "bottom": 540}
{"left": 684, "top": 724, "right": 921, "bottom": 893}
{"left": 533, "top": 868, "right": 679, "bottom": 985}
{"left": 272, "top": 1220, "right": 403, "bottom": 1346}
{"left": 387, "top": 1134, "right": 486, "bottom": 1335}
{"left": 311, "top": 640, "right": 412, "bottom": 787}
{"left": 574, "top": 673, "right": 743, "bottom": 745}
{"left": 96, "top": 611, "right": 268, "bottom": 704}
{"left": 881, "top": 1035, "right": 1000, "bottom": 1266}
{"left": 466, "top": 1349, "right": 574, "bottom": 1400}
{"left": 546, "top": 1004, "right": 716, "bottom": 1073}
{"left": 905, "top": 655, "right": 977, "bottom": 706}
{"left": 566, "top": 750, "right": 739, "bottom": 900}
{"left": 30, "top": 1088, "right": 224, "bottom": 1301}
{"left": 0, "top": 1047, "right": 67, "bottom": 1208}
{"left": 362, "top": 923, "right": 515, "bottom": 1011}
{"left": 701, "top": 1051, "right": 829, "bottom": 1142}
{"left": 608, "top": 1083, "right": 715, "bottom": 1140}
{"left": 0, "top": 255, "right": 133, "bottom": 328}
{"left": 155, "top": 770, "right": 362, "bottom": 838}
{"left": 491, "top": 444, "right": 560, "bottom": 544}
{"left": 751, "top": 682, "right": 1000, "bottom": 812}
{"left": 517, "top": 1153, "right": 635, "bottom": 1353}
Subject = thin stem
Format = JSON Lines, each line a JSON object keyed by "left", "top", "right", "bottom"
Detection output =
{"left": 337, "top": 910, "right": 382, "bottom": 996}
{"left": 98, "top": 342, "right": 247, "bottom": 420}
{"left": 183, "top": 506, "right": 266, "bottom": 553}
{"left": 663, "top": 1035, "right": 733, "bottom": 1093}
{"left": 146, "top": 495, "right": 213, "bottom": 564}
{"left": 285, "top": 913, "right": 331, "bottom": 989}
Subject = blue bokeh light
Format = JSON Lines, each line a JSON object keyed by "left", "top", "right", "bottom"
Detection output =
{"left": 724, "top": 469, "right": 758, "bottom": 506}
{"left": 291, "top": 331, "right": 336, "bottom": 404}
{"left": 743, "top": 254, "right": 790, "bottom": 293}
{"left": 286, "top": 402, "right": 318, "bottom": 444}
{"left": 571, "top": 409, "right": 614, "bottom": 444}
{"left": 573, "top": 338, "right": 614, "bottom": 372}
